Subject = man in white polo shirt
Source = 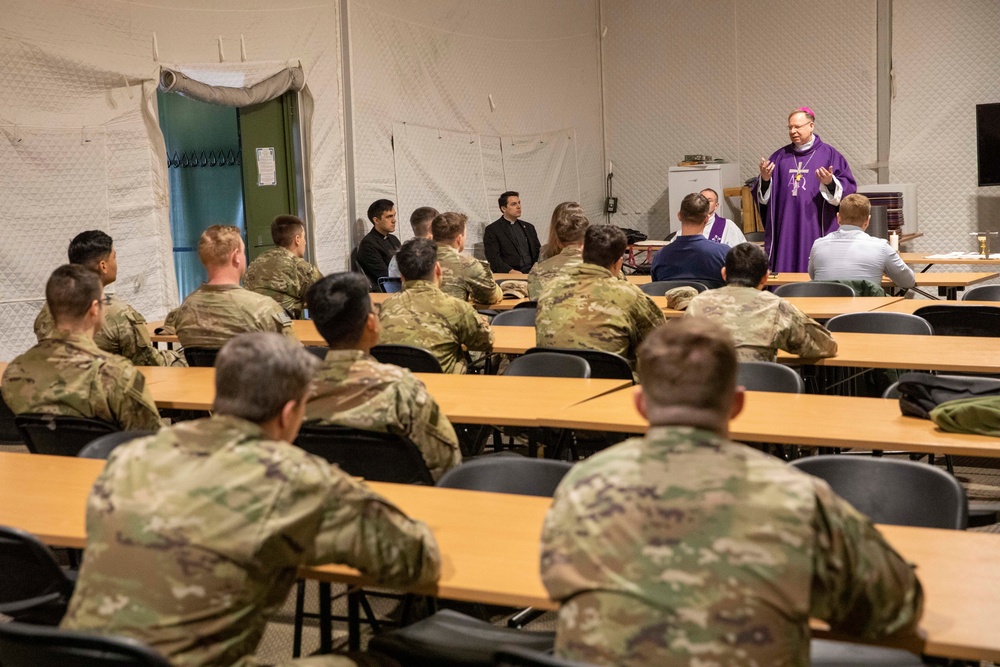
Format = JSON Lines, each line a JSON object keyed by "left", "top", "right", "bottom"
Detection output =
{"left": 808, "top": 193, "right": 915, "bottom": 289}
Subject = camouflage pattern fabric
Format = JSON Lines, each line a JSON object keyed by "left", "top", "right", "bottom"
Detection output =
{"left": 35, "top": 297, "right": 185, "bottom": 367}
{"left": 378, "top": 280, "right": 494, "bottom": 374}
{"left": 686, "top": 285, "right": 838, "bottom": 362}
{"left": 244, "top": 246, "right": 322, "bottom": 319}
{"left": 306, "top": 349, "right": 462, "bottom": 480}
{"left": 163, "top": 283, "right": 296, "bottom": 349}
{"left": 528, "top": 246, "right": 584, "bottom": 300}
{"left": 436, "top": 244, "right": 503, "bottom": 305}
{"left": 535, "top": 263, "right": 665, "bottom": 366}
{"left": 541, "top": 426, "right": 924, "bottom": 666}
{"left": 664, "top": 286, "right": 699, "bottom": 311}
{"left": 61, "top": 415, "right": 441, "bottom": 667}
{"left": 1, "top": 331, "right": 162, "bottom": 431}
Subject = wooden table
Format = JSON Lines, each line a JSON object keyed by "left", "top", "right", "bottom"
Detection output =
{"left": 148, "top": 321, "right": 326, "bottom": 346}
{"left": 901, "top": 252, "right": 1000, "bottom": 268}
{"left": 135, "top": 366, "right": 629, "bottom": 427}
{"left": 1, "top": 450, "right": 998, "bottom": 661}
{"left": 544, "top": 387, "right": 1000, "bottom": 459}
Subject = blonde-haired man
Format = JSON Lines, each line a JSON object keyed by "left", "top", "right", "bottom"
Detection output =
{"left": 164, "top": 225, "right": 296, "bottom": 349}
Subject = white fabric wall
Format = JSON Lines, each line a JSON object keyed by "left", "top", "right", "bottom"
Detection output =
{"left": 348, "top": 0, "right": 604, "bottom": 252}
{"left": 601, "top": 0, "right": 878, "bottom": 239}
{"left": 0, "top": 0, "right": 348, "bottom": 361}
{"left": 891, "top": 0, "right": 1000, "bottom": 252}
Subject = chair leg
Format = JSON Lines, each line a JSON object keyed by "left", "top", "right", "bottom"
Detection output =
{"left": 293, "top": 580, "right": 305, "bottom": 658}
{"left": 507, "top": 606, "right": 546, "bottom": 628}
{"left": 347, "top": 590, "right": 361, "bottom": 651}
{"left": 319, "top": 582, "right": 332, "bottom": 654}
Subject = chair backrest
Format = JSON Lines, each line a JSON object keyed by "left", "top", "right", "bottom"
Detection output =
{"left": 790, "top": 456, "right": 968, "bottom": 529}
{"left": 825, "top": 312, "right": 933, "bottom": 335}
{"left": 773, "top": 282, "right": 856, "bottom": 298}
{"left": 77, "top": 430, "right": 156, "bottom": 460}
{"left": 378, "top": 276, "right": 403, "bottom": 293}
{"left": 512, "top": 300, "right": 538, "bottom": 310}
{"left": 491, "top": 309, "right": 537, "bottom": 326}
{"left": 495, "top": 647, "right": 594, "bottom": 667}
{"left": 0, "top": 622, "right": 172, "bottom": 667}
{"left": 523, "top": 347, "right": 633, "bottom": 382}
{"left": 0, "top": 393, "right": 21, "bottom": 445}
{"left": 737, "top": 361, "right": 804, "bottom": 394}
{"left": 437, "top": 457, "right": 573, "bottom": 497}
{"left": 370, "top": 344, "right": 443, "bottom": 373}
{"left": 183, "top": 347, "right": 219, "bottom": 367}
{"left": 744, "top": 231, "right": 765, "bottom": 243}
{"left": 962, "top": 284, "right": 1000, "bottom": 301}
{"left": 295, "top": 423, "right": 435, "bottom": 485}
{"left": 0, "top": 526, "right": 75, "bottom": 626}
{"left": 14, "top": 415, "right": 119, "bottom": 457}
{"left": 914, "top": 305, "right": 1000, "bottom": 337}
{"left": 305, "top": 346, "right": 329, "bottom": 360}
{"left": 506, "top": 352, "right": 590, "bottom": 379}
{"left": 639, "top": 280, "right": 708, "bottom": 296}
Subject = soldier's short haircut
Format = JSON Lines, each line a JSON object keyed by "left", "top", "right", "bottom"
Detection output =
{"left": 582, "top": 224, "right": 628, "bottom": 269}
{"left": 67, "top": 230, "right": 113, "bottom": 268}
{"left": 638, "top": 317, "right": 737, "bottom": 413}
{"left": 198, "top": 225, "right": 243, "bottom": 268}
{"left": 367, "top": 199, "right": 395, "bottom": 224}
{"left": 46, "top": 264, "right": 103, "bottom": 322}
{"left": 307, "top": 272, "right": 371, "bottom": 347}
{"left": 431, "top": 212, "right": 467, "bottom": 243}
{"left": 396, "top": 237, "right": 439, "bottom": 282}
{"left": 725, "top": 243, "right": 769, "bottom": 288}
{"left": 678, "top": 193, "right": 710, "bottom": 225}
{"left": 410, "top": 207, "right": 438, "bottom": 237}
{"left": 213, "top": 332, "right": 318, "bottom": 423}
{"left": 271, "top": 215, "right": 305, "bottom": 248}
{"left": 838, "top": 193, "right": 871, "bottom": 226}
{"left": 498, "top": 191, "right": 519, "bottom": 210}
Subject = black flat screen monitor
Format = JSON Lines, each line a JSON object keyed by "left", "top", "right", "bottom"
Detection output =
{"left": 977, "top": 103, "right": 1000, "bottom": 186}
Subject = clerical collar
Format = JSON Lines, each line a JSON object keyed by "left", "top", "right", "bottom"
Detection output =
{"left": 794, "top": 137, "right": 816, "bottom": 152}
{"left": 504, "top": 217, "right": 519, "bottom": 224}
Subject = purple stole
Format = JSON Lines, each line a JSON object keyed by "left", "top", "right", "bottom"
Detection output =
{"left": 708, "top": 214, "right": 727, "bottom": 243}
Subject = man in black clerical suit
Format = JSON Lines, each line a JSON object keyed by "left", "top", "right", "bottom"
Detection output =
{"left": 483, "top": 191, "right": 541, "bottom": 274}
{"left": 356, "top": 199, "right": 401, "bottom": 286}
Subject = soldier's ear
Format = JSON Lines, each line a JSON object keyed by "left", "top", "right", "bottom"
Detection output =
{"left": 730, "top": 387, "right": 746, "bottom": 420}
{"left": 632, "top": 386, "right": 647, "bottom": 420}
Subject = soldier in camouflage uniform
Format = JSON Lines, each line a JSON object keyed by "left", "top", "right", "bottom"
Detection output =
{"left": 61, "top": 333, "right": 440, "bottom": 667}
{"left": 541, "top": 318, "right": 923, "bottom": 666}
{"left": 304, "top": 272, "right": 461, "bottom": 480}
{"left": 379, "top": 237, "right": 494, "bottom": 374}
{"left": 528, "top": 202, "right": 589, "bottom": 300}
{"left": 33, "top": 230, "right": 184, "bottom": 367}
{"left": 536, "top": 225, "right": 664, "bottom": 367}
{"left": 686, "top": 243, "right": 838, "bottom": 362}
{"left": 3, "top": 265, "right": 162, "bottom": 431}
{"left": 431, "top": 211, "right": 503, "bottom": 305}
{"left": 244, "top": 214, "right": 322, "bottom": 319}
{"left": 162, "top": 225, "right": 296, "bottom": 349}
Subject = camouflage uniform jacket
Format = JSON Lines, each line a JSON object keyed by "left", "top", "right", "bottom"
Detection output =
{"left": 163, "top": 283, "right": 296, "bottom": 349}
{"left": 35, "top": 297, "right": 185, "bottom": 367}
{"left": 61, "top": 415, "right": 441, "bottom": 667}
{"left": 305, "top": 349, "right": 462, "bottom": 481}
{"left": 437, "top": 244, "right": 503, "bottom": 305}
{"left": 541, "top": 426, "right": 924, "bottom": 667}
{"left": 528, "top": 246, "right": 583, "bottom": 300}
{"left": 244, "top": 246, "right": 322, "bottom": 319}
{"left": 686, "top": 285, "right": 838, "bottom": 362}
{"left": 1, "top": 331, "right": 162, "bottom": 431}
{"left": 378, "top": 280, "right": 494, "bottom": 374}
{"left": 535, "top": 263, "right": 665, "bottom": 366}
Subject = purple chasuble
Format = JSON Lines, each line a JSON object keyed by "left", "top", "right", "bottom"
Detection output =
{"left": 708, "top": 214, "right": 727, "bottom": 243}
{"left": 753, "top": 135, "right": 856, "bottom": 272}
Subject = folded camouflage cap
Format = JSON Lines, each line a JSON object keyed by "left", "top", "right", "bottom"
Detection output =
{"left": 664, "top": 286, "right": 699, "bottom": 310}
{"left": 500, "top": 280, "right": 529, "bottom": 299}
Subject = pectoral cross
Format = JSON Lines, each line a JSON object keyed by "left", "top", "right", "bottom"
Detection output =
{"left": 789, "top": 161, "right": 809, "bottom": 197}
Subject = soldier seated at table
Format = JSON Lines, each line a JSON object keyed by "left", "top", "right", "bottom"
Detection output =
{"left": 34, "top": 230, "right": 184, "bottom": 366}
{"left": 541, "top": 317, "right": 923, "bottom": 666}
{"left": 535, "top": 224, "right": 664, "bottom": 368}
{"left": 163, "top": 225, "right": 298, "bottom": 349}
{"left": 305, "top": 272, "right": 461, "bottom": 480}
{"left": 244, "top": 214, "right": 323, "bottom": 319}
{"left": 685, "top": 242, "right": 838, "bottom": 362}
{"left": 3, "top": 264, "right": 162, "bottom": 432}
{"left": 61, "top": 332, "right": 440, "bottom": 667}
{"left": 379, "top": 237, "right": 494, "bottom": 374}
{"left": 433, "top": 211, "right": 503, "bottom": 306}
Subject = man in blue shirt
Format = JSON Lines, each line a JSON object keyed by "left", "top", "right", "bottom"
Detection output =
{"left": 651, "top": 193, "right": 729, "bottom": 288}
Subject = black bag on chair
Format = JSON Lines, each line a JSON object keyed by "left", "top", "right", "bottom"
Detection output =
{"left": 896, "top": 372, "right": 1000, "bottom": 419}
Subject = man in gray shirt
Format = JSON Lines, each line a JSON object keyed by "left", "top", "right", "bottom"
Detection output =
{"left": 808, "top": 193, "right": 915, "bottom": 289}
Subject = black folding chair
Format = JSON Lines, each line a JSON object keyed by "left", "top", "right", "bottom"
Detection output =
{"left": 14, "top": 415, "right": 118, "bottom": 457}
{"left": 0, "top": 621, "right": 171, "bottom": 667}
{"left": 773, "top": 282, "right": 855, "bottom": 297}
{"left": 737, "top": 361, "right": 804, "bottom": 394}
{"left": 370, "top": 344, "right": 443, "bottom": 373}
{"left": 378, "top": 276, "right": 403, "bottom": 293}
{"left": 522, "top": 347, "right": 632, "bottom": 382}
{"left": 0, "top": 526, "right": 76, "bottom": 626}
{"left": 491, "top": 309, "right": 537, "bottom": 326}
{"left": 77, "top": 430, "right": 156, "bottom": 460}
{"left": 181, "top": 347, "right": 219, "bottom": 367}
